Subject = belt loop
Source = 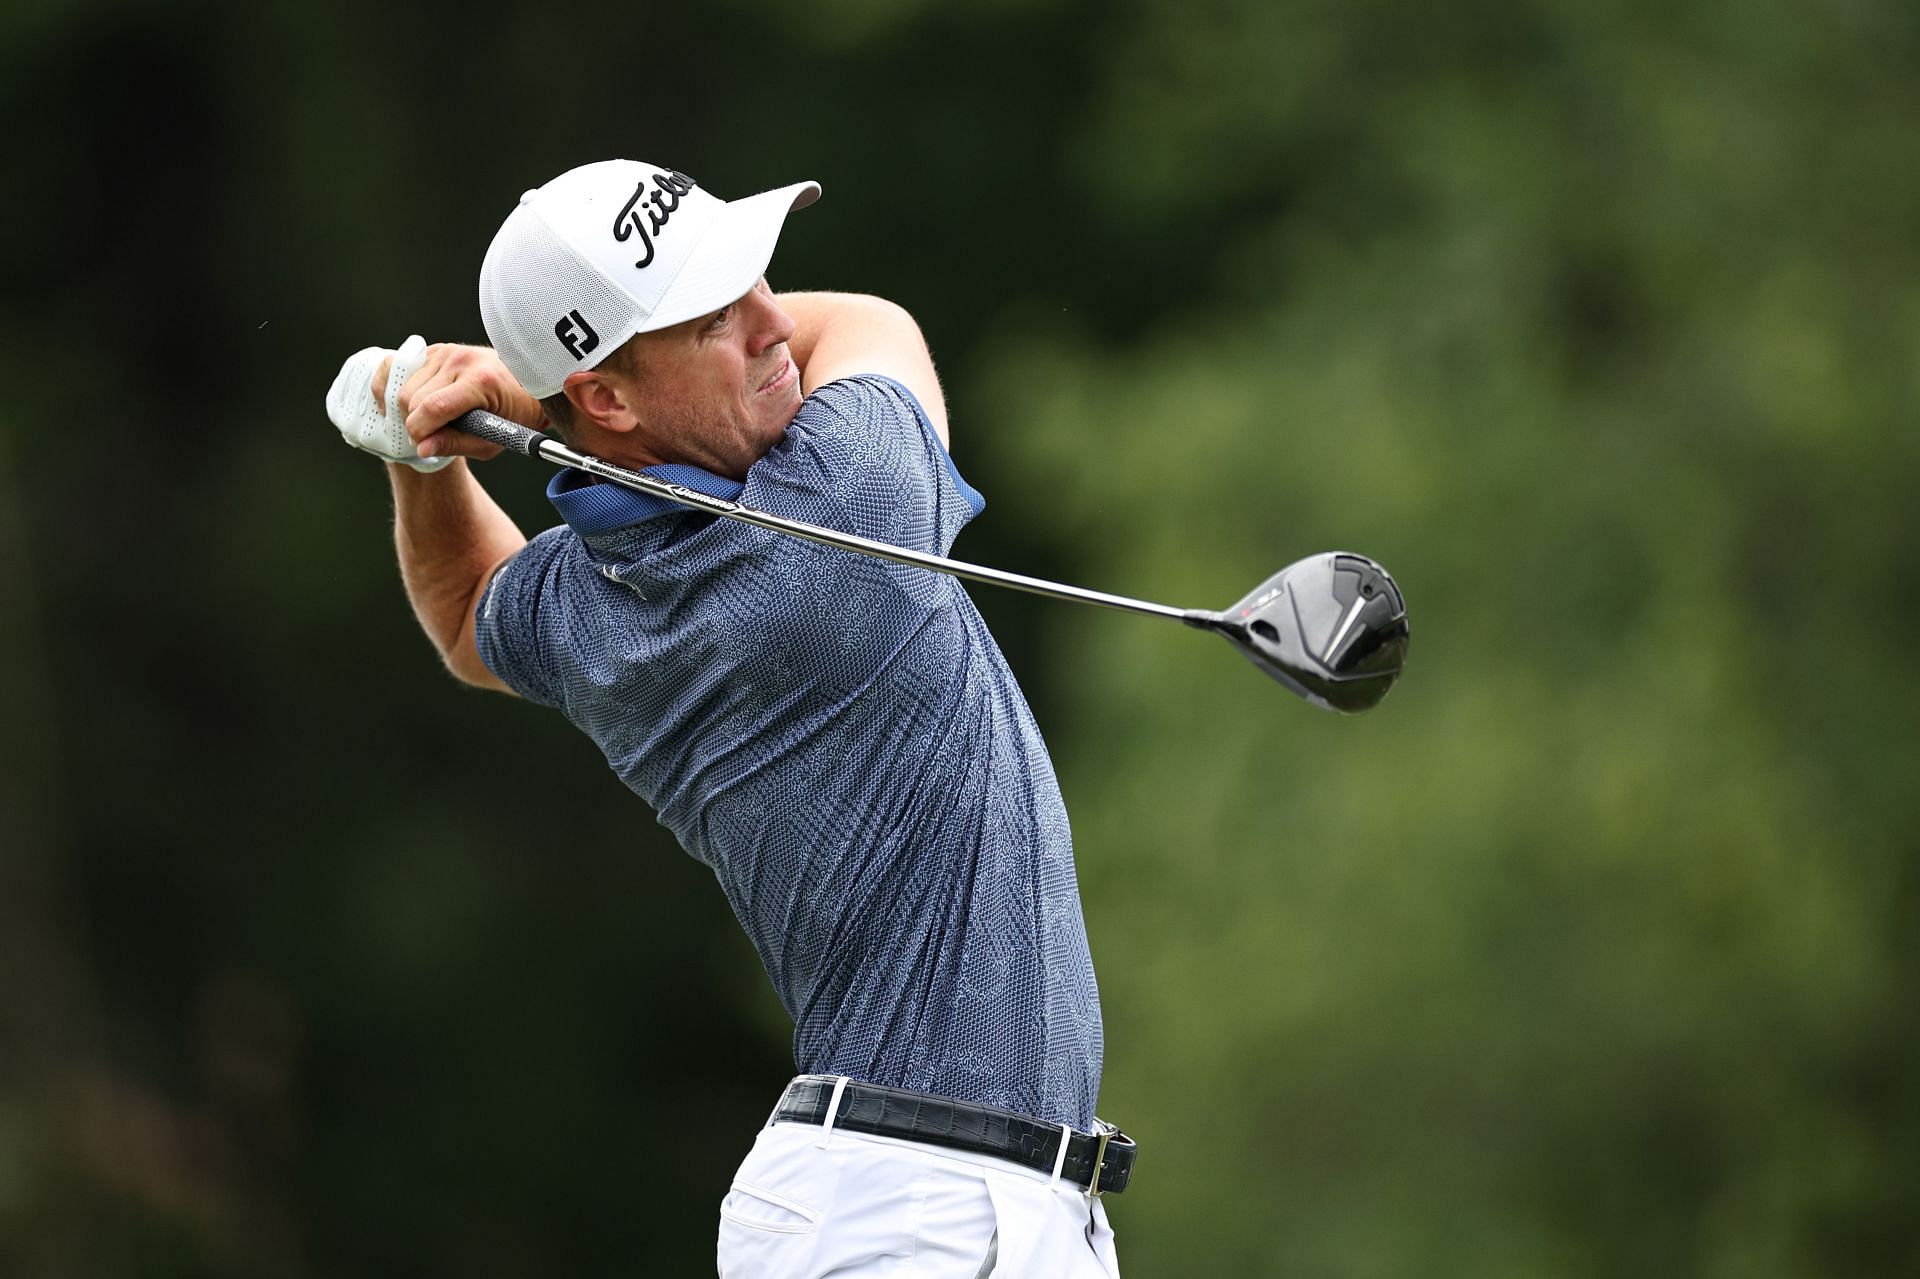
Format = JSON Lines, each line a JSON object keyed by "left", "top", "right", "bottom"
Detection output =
{"left": 1048, "top": 1122, "right": 1072, "bottom": 1186}
{"left": 817, "top": 1076, "right": 852, "bottom": 1150}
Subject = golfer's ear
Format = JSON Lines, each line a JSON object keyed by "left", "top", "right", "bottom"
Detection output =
{"left": 563, "top": 370, "right": 638, "bottom": 434}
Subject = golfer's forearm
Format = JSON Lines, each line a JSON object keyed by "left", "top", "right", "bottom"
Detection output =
{"left": 389, "top": 460, "right": 523, "bottom": 688}
{"left": 780, "top": 291, "right": 870, "bottom": 362}
{"left": 778, "top": 290, "right": 948, "bottom": 445}
{"left": 780, "top": 291, "right": 916, "bottom": 381}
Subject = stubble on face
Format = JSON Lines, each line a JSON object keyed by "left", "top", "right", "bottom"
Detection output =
{"left": 620, "top": 283, "right": 800, "bottom": 479}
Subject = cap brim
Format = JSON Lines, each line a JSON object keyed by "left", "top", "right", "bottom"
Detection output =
{"left": 639, "top": 180, "right": 820, "bottom": 333}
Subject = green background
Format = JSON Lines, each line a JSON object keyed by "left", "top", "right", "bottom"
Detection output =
{"left": 3, "top": 0, "right": 1915, "bottom": 1274}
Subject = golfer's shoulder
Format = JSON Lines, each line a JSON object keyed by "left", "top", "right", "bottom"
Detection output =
{"left": 757, "top": 375, "right": 947, "bottom": 499}
{"left": 793, "top": 373, "right": 939, "bottom": 445}
{"left": 511, "top": 522, "right": 586, "bottom": 571}
{"left": 482, "top": 524, "right": 593, "bottom": 615}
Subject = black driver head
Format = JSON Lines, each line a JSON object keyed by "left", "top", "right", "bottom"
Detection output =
{"left": 1215, "top": 552, "right": 1410, "bottom": 713}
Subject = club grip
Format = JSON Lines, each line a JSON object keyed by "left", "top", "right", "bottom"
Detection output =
{"left": 451, "top": 409, "right": 548, "bottom": 457}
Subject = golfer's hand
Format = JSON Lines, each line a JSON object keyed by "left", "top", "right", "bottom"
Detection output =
{"left": 326, "top": 336, "right": 451, "bottom": 471}
{"left": 373, "top": 342, "right": 545, "bottom": 463}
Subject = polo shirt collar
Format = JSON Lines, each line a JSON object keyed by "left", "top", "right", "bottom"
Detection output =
{"left": 547, "top": 463, "right": 745, "bottom": 536}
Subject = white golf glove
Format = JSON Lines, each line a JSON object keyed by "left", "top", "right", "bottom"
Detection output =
{"left": 325, "top": 334, "right": 452, "bottom": 472}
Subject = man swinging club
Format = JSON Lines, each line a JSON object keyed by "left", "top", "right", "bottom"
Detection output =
{"left": 326, "top": 159, "right": 1130, "bottom": 1276}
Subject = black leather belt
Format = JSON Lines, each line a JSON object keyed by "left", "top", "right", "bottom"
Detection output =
{"left": 770, "top": 1076, "right": 1137, "bottom": 1196}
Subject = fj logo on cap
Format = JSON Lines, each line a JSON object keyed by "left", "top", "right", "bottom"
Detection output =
{"left": 612, "top": 169, "right": 697, "bottom": 270}
{"left": 554, "top": 310, "right": 600, "bottom": 360}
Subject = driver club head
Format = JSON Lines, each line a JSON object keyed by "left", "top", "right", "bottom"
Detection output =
{"left": 1212, "top": 552, "right": 1410, "bottom": 713}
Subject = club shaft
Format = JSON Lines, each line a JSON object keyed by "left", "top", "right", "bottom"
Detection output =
{"left": 455, "top": 411, "right": 1209, "bottom": 625}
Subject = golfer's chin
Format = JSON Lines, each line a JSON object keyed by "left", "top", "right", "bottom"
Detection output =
{"left": 759, "top": 377, "right": 805, "bottom": 434}
{"left": 718, "top": 401, "right": 798, "bottom": 477}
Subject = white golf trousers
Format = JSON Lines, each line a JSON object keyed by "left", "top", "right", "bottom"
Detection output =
{"left": 716, "top": 1095, "right": 1121, "bottom": 1277}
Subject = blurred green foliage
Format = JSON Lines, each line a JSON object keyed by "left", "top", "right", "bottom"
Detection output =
{"left": 2, "top": 0, "right": 1915, "bottom": 1275}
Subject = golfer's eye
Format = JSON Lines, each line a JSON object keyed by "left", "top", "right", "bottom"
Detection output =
{"left": 707, "top": 305, "right": 733, "bottom": 332}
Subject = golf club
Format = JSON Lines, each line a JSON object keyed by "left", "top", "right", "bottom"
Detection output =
{"left": 451, "top": 410, "right": 1410, "bottom": 713}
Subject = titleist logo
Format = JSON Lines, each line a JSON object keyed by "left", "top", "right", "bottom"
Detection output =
{"left": 612, "top": 169, "right": 698, "bottom": 270}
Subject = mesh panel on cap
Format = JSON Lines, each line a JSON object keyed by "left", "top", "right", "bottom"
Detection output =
{"left": 479, "top": 204, "right": 642, "bottom": 399}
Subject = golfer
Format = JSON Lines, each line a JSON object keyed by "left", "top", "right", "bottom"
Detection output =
{"left": 326, "top": 159, "right": 1129, "bottom": 1276}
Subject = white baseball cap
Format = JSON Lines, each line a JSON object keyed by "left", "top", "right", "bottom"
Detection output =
{"left": 478, "top": 160, "right": 821, "bottom": 398}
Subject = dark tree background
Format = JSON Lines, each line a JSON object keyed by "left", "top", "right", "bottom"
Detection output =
{"left": 3, "top": 0, "right": 1916, "bottom": 1274}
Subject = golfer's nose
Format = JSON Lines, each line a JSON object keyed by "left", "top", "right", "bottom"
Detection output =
{"left": 747, "top": 287, "right": 796, "bottom": 356}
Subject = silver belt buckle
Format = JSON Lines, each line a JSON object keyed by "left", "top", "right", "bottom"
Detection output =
{"left": 1084, "top": 1125, "right": 1113, "bottom": 1197}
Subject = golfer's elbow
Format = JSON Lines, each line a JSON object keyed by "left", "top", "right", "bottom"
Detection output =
{"left": 443, "top": 642, "right": 510, "bottom": 693}
{"left": 403, "top": 572, "right": 513, "bottom": 693}
{"left": 443, "top": 590, "right": 512, "bottom": 694}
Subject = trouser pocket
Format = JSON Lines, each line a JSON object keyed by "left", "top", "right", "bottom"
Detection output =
{"left": 721, "top": 1181, "right": 819, "bottom": 1233}
{"left": 718, "top": 1180, "right": 820, "bottom": 1276}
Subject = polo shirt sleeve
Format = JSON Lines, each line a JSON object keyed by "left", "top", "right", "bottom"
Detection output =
{"left": 744, "top": 374, "right": 985, "bottom": 555}
{"left": 472, "top": 524, "right": 573, "bottom": 708}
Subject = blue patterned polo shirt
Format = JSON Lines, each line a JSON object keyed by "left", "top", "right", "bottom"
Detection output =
{"left": 473, "top": 375, "right": 1103, "bottom": 1127}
